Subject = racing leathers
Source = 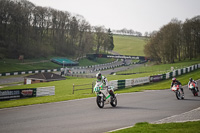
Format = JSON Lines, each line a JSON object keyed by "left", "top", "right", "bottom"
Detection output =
{"left": 96, "top": 76, "right": 115, "bottom": 98}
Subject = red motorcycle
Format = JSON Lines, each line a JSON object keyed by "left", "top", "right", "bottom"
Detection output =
{"left": 171, "top": 84, "right": 184, "bottom": 100}
{"left": 188, "top": 82, "right": 198, "bottom": 96}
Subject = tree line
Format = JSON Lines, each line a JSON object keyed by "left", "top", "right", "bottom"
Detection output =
{"left": 112, "top": 28, "right": 142, "bottom": 36}
{"left": 0, "top": 0, "right": 114, "bottom": 59}
{"left": 144, "top": 16, "right": 200, "bottom": 63}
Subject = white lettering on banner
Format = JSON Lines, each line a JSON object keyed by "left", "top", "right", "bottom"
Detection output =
{"left": 151, "top": 76, "right": 162, "bottom": 81}
{"left": 0, "top": 90, "right": 20, "bottom": 96}
{"left": 107, "top": 55, "right": 140, "bottom": 60}
{"left": 131, "top": 77, "right": 150, "bottom": 86}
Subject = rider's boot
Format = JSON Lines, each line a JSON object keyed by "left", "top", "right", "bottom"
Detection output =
{"left": 109, "top": 91, "right": 116, "bottom": 98}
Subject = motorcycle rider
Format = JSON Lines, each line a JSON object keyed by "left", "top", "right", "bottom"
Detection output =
{"left": 171, "top": 77, "right": 184, "bottom": 97}
{"left": 188, "top": 78, "right": 199, "bottom": 92}
{"left": 96, "top": 72, "right": 116, "bottom": 98}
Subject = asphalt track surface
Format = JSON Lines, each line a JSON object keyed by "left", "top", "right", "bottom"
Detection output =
{"left": 0, "top": 82, "right": 200, "bottom": 133}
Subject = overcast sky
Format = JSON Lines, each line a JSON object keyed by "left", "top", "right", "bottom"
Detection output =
{"left": 28, "top": 0, "right": 200, "bottom": 35}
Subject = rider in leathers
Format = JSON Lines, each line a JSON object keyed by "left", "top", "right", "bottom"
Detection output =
{"left": 96, "top": 72, "right": 116, "bottom": 98}
{"left": 188, "top": 78, "right": 199, "bottom": 92}
{"left": 171, "top": 77, "right": 184, "bottom": 97}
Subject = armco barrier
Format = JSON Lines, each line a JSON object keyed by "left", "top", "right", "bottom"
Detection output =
{"left": 109, "top": 77, "right": 150, "bottom": 90}
{"left": 0, "top": 68, "right": 61, "bottom": 77}
{"left": 109, "top": 63, "right": 200, "bottom": 90}
{"left": 117, "top": 80, "right": 126, "bottom": 89}
{"left": 164, "top": 64, "right": 199, "bottom": 80}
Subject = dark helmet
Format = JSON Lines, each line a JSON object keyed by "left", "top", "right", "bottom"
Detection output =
{"left": 96, "top": 72, "right": 102, "bottom": 81}
{"left": 172, "top": 77, "right": 176, "bottom": 82}
{"left": 190, "top": 78, "right": 193, "bottom": 82}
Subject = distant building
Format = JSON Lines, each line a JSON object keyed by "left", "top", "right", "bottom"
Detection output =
{"left": 24, "top": 72, "right": 66, "bottom": 84}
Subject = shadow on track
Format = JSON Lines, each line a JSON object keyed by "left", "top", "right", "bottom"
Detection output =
{"left": 102, "top": 106, "right": 157, "bottom": 110}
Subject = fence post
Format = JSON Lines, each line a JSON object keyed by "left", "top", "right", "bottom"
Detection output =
{"left": 92, "top": 82, "right": 94, "bottom": 93}
{"left": 73, "top": 84, "right": 74, "bottom": 94}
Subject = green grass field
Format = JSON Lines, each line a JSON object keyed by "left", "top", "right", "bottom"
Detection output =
{"left": 117, "top": 59, "right": 200, "bottom": 75}
{"left": 113, "top": 35, "right": 146, "bottom": 56}
{"left": 112, "top": 121, "right": 200, "bottom": 133}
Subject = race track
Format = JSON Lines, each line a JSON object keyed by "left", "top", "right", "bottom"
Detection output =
{"left": 0, "top": 81, "right": 200, "bottom": 133}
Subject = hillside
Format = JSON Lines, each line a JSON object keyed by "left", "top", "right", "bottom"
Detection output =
{"left": 113, "top": 35, "right": 147, "bottom": 56}
{"left": 0, "top": 35, "right": 146, "bottom": 73}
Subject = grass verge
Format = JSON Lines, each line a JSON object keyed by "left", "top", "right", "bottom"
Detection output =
{"left": 111, "top": 121, "right": 200, "bottom": 133}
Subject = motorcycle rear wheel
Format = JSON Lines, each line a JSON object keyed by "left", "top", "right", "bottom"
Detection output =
{"left": 96, "top": 96, "right": 104, "bottom": 108}
{"left": 192, "top": 89, "right": 198, "bottom": 96}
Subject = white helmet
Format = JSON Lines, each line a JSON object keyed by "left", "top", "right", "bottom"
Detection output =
{"left": 96, "top": 72, "right": 102, "bottom": 81}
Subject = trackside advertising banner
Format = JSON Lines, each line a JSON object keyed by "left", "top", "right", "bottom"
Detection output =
{"left": 150, "top": 75, "right": 163, "bottom": 82}
{"left": 0, "top": 88, "right": 36, "bottom": 100}
{"left": 86, "top": 54, "right": 146, "bottom": 60}
{"left": 132, "top": 77, "right": 150, "bottom": 86}
{"left": 0, "top": 86, "right": 55, "bottom": 101}
{"left": 125, "top": 77, "right": 150, "bottom": 88}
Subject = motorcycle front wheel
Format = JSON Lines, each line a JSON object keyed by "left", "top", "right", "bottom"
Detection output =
{"left": 176, "top": 91, "right": 181, "bottom": 100}
{"left": 110, "top": 96, "right": 117, "bottom": 107}
{"left": 96, "top": 95, "right": 104, "bottom": 108}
